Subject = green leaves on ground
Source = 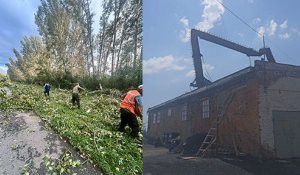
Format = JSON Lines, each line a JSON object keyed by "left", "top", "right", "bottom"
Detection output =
{"left": 43, "top": 151, "right": 80, "bottom": 175}
{"left": 0, "top": 83, "right": 142, "bottom": 175}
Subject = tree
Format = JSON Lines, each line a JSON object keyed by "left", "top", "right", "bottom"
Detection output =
{"left": 7, "top": 0, "right": 142, "bottom": 90}
{"left": 7, "top": 36, "right": 48, "bottom": 82}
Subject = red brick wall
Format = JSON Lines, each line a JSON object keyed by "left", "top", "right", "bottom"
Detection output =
{"left": 215, "top": 79, "right": 261, "bottom": 156}
{"left": 147, "top": 75, "right": 262, "bottom": 156}
{"left": 147, "top": 61, "right": 300, "bottom": 157}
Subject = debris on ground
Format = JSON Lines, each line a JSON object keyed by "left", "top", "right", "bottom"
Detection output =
{"left": 0, "top": 82, "right": 142, "bottom": 175}
{"left": 0, "top": 112, "right": 100, "bottom": 174}
{"left": 169, "top": 133, "right": 206, "bottom": 156}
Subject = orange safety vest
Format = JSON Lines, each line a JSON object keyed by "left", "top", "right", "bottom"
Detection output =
{"left": 120, "top": 90, "right": 141, "bottom": 116}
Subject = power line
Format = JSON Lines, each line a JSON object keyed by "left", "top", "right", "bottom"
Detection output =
{"left": 215, "top": 0, "right": 262, "bottom": 37}
{"left": 215, "top": 0, "right": 296, "bottom": 63}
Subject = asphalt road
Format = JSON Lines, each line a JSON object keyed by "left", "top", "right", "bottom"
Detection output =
{"left": 0, "top": 112, "right": 102, "bottom": 175}
{"left": 143, "top": 143, "right": 300, "bottom": 175}
{"left": 143, "top": 144, "right": 252, "bottom": 175}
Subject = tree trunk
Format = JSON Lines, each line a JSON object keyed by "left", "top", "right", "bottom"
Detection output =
{"left": 133, "top": 18, "right": 138, "bottom": 68}
{"left": 102, "top": 36, "right": 113, "bottom": 75}
{"left": 116, "top": 24, "right": 126, "bottom": 71}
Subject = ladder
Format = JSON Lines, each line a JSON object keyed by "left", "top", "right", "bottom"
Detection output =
{"left": 196, "top": 128, "right": 216, "bottom": 157}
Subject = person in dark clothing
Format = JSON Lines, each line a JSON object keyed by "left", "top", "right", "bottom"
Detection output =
{"left": 119, "top": 85, "right": 143, "bottom": 138}
{"left": 44, "top": 82, "right": 51, "bottom": 96}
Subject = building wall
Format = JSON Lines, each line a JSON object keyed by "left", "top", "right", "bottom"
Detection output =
{"left": 259, "top": 77, "right": 300, "bottom": 157}
{"left": 215, "top": 79, "right": 261, "bottom": 156}
{"left": 147, "top": 61, "right": 300, "bottom": 158}
{"left": 190, "top": 96, "right": 210, "bottom": 136}
{"left": 147, "top": 97, "right": 208, "bottom": 140}
{"left": 147, "top": 69, "right": 262, "bottom": 156}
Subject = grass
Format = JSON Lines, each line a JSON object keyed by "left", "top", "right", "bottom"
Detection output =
{"left": 0, "top": 82, "right": 142, "bottom": 175}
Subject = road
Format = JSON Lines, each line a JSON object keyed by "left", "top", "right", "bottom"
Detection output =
{"left": 0, "top": 112, "right": 102, "bottom": 175}
{"left": 143, "top": 143, "right": 300, "bottom": 175}
{"left": 143, "top": 144, "right": 252, "bottom": 175}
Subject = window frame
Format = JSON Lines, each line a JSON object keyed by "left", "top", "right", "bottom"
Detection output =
{"left": 153, "top": 113, "right": 156, "bottom": 124}
{"left": 157, "top": 112, "right": 161, "bottom": 123}
{"left": 168, "top": 109, "right": 172, "bottom": 117}
{"left": 202, "top": 98, "right": 210, "bottom": 119}
{"left": 181, "top": 104, "right": 187, "bottom": 121}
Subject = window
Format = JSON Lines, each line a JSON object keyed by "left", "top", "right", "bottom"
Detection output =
{"left": 153, "top": 113, "right": 156, "bottom": 124}
{"left": 181, "top": 104, "right": 187, "bottom": 121}
{"left": 168, "top": 109, "right": 172, "bottom": 117}
{"left": 203, "top": 99, "right": 209, "bottom": 118}
{"left": 157, "top": 112, "right": 161, "bottom": 123}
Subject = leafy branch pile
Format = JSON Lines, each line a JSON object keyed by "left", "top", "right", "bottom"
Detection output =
{"left": 0, "top": 82, "right": 142, "bottom": 175}
{"left": 43, "top": 151, "right": 80, "bottom": 174}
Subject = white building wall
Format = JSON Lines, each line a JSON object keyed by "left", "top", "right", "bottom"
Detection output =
{"left": 259, "top": 77, "right": 300, "bottom": 155}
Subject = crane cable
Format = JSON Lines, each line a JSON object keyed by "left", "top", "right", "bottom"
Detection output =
{"left": 201, "top": 55, "right": 213, "bottom": 82}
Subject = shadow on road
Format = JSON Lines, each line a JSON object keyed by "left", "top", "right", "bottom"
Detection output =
{"left": 219, "top": 154, "right": 300, "bottom": 175}
{"left": 144, "top": 143, "right": 300, "bottom": 175}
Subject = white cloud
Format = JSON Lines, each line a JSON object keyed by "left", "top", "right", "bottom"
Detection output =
{"left": 248, "top": 0, "right": 254, "bottom": 3}
{"left": 279, "top": 32, "right": 290, "bottom": 39}
{"left": 144, "top": 55, "right": 186, "bottom": 74}
{"left": 186, "top": 70, "right": 195, "bottom": 77}
{"left": 257, "top": 19, "right": 278, "bottom": 37}
{"left": 0, "top": 65, "right": 8, "bottom": 75}
{"left": 279, "top": 20, "right": 288, "bottom": 29}
{"left": 180, "top": 16, "right": 189, "bottom": 27}
{"left": 257, "top": 19, "right": 291, "bottom": 39}
{"left": 257, "top": 26, "right": 265, "bottom": 37}
{"left": 178, "top": 0, "right": 225, "bottom": 42}
{"left": 268, "top": 19, "right": 277, "bottom": 36}
{"left": 179, "top": 16, "right": 191, "bottom": 43}
{"left": 196, "top": 0, "right": 225, "bottom": 32}
{"left": 185, "top": 64, "right": 214, "bottom": 77}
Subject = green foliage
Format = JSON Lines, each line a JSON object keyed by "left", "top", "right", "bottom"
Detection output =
{"left": 99, "top": 65, "right": 142, "bottom": 91}
{"left": 0, "top": 73, "right": 6, "bottom": 79}
{"left": 33, "top": 72, "right": 140, "bottom": 91}
{"left": 6, "top": 36, "right": 49, "bottom": 82}
{"left": 6, "top": 0, "right": 142, "bottom": 92}
{"left": 21, "top": 161, "right": 34, "bottom": 175}
{"left": 0, "top": 83, "right": 142, "bottom": 175}
{"left": 43, "top": 151, "right": 80, "bottom": 174}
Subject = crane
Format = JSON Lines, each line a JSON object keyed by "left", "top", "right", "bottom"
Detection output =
{"left": 190, "top": 29, "right": 276, "bottom": 89}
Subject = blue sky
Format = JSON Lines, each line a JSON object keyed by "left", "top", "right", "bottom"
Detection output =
{"left": 0, "top": 0, "right": 102, "bottom": 74}
{"left": 143, "top": 0, "right": 300, "bottom": 128}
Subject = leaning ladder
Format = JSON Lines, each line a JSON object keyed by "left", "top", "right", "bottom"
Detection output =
{"left": 196, "top": 128, "right": 216, "bottom": 157}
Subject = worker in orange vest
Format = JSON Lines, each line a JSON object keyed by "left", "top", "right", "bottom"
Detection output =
{"left": 119, "top": 85, "right": 143, "bottom": 138}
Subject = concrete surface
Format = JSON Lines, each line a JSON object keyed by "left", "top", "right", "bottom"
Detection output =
{"left": 0, "top": 112, "right": 102, "bottom": 175}
{"left": 143, "top": 144, "right": 252, "bottom": 175}
{"left": 144, "top": 143, "right": 300, "bottom": 175}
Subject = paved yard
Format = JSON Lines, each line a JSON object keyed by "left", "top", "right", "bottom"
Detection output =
{"left": 143, "top": 143, "right": 300, "bottom": 175}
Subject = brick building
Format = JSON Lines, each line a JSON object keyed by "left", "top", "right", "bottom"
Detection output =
{"left": 147, "top": 60, "right": 300, "bottom": 158}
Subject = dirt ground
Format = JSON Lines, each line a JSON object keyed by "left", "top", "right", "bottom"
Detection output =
{"left": 143, "top": 143, "right": 300, "bottom": 175}
{"left": 0, "top": 112, "right": 102, "bottom": 175}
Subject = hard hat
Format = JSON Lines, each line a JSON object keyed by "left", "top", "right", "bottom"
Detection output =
{"left": 138, "top": 85, "right": 143, "bottom": 90}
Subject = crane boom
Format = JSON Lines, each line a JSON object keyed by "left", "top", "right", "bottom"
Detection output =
{"left": 190, "top": 29, "right": 276, "bottom": 88}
